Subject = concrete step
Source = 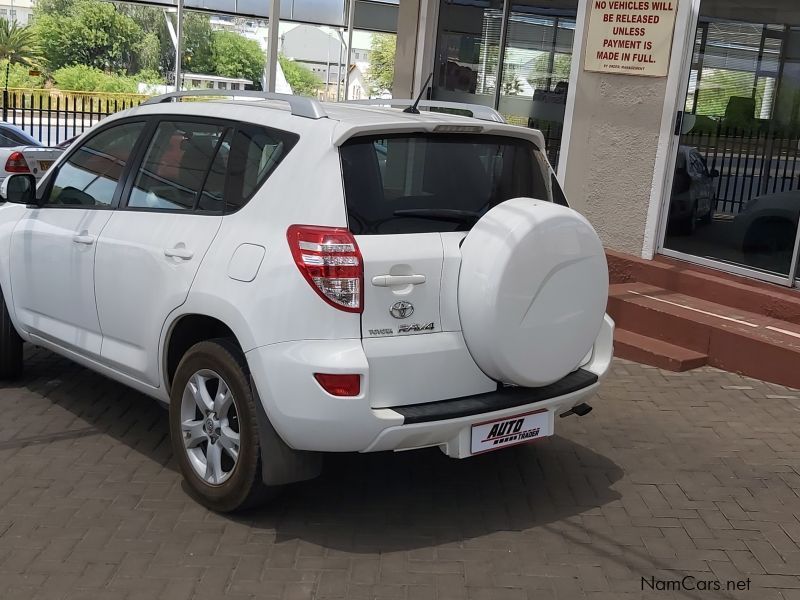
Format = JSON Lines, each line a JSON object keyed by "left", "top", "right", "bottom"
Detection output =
{"left": 608, "top": 282, "right": 800, "bottom": 388}
{"left": 606, "top": 250, "right": 800, "bottom": 325}
{"left": 614, "top": 329, "right": 708, "bottom": 371}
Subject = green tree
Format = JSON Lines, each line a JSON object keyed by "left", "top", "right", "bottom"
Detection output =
{"left": 279, "top": 55, "right": 321, "bottom": 97}
{"left": 210, "top": 31, "right": 264, "bottom": 84}
{"left": 52, "top": 64, "right": 138, "bottom": 93}
{"left": 34, "top": 0, "right": 142, "bottom": 72}
{"left": 116, "top": 5, "right": 213, "bottom": 79}
{"left": 182, "top": 13, "right": 215, "bottom": 75}
{"left": 6, "top": 62, "right": 44, "bottom": 88}
{"left": 136, "top": 31, "right": 161, "bottom": 73}
{"left": 34, "top": 0, "right": 74, "bottom": 15}
{"left": 367, "top": 33, "right": 395, "bottom": 96}
{"left": 0, "top": 17, "right": 41, "bottom": 89}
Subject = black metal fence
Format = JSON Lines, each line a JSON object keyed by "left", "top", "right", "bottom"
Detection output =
{"left": 1, "top": 89, "right": 145, "bottom": 146}
{"left": 682, "top": 122, "right": 800, "bottom": 214}
{"left": 535, "top": 121, "right": 564, "bottom": 168}
{"left": 506, "top": 114, "right": 565, "bottom": 168}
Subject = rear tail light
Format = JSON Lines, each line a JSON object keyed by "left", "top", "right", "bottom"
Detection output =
{"left": 314, "top": 373, "right": 361, "bottom": 396}
{"left": 287, "top": 224, "right": 363, "bottom": 313}
{"left": 5, "top": 151, "right": 29, "bottom": 173}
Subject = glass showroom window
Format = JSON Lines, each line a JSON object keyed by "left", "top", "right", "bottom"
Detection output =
{"left": 662, "top": 0, "right": 800, "bottom": 284}
{"left": 433, "top": 0, "right": 578, "bottom": 168}
{"left": 433, "top": 0, "right": 503, "bottom": 107}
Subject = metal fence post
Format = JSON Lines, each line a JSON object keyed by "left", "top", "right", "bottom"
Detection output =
{"left": 2, "top": 89, "right": 7, "bottom": 122}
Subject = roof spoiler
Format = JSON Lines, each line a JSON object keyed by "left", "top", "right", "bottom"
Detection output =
{"left": 344, "top": 99, "right": 506, "bottom": 124}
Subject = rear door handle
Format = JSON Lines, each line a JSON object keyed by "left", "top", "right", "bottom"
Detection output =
{"left": 371, "top": 274, "right": 426, "bottom": 287}
{"left": 72, "top": 234, "right": 95, "bottom": 245}
{"left": 164, "top": 247, "right": 194, "bottom": 260}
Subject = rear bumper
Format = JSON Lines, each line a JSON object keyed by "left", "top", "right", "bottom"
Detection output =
{"left": 246, "top": 314, "right": 614, "bottom": 456}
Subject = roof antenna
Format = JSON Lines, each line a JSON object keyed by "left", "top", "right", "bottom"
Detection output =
{"left": 403, "top": 72, "right": 434, "bottom": 114}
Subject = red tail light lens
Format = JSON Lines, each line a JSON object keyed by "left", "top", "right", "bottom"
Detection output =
{"left": 314, "top": 373, "right": 361, "bottom": 397}
{"left": 5, "top": 151, "right": 29, "bottom": 173}
{"left": 287, "top": 224, "right": 363, "bottom": 313}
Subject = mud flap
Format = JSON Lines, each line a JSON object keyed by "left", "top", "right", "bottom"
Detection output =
{"left": 250, "top": 376, "right": 322, "bottom": 485}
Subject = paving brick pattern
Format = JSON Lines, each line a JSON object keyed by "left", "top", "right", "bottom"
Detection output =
{"left": 1, "top": 347, "right": 800, "bottom": 599}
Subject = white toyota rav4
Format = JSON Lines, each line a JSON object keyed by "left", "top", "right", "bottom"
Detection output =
{"left": 0, "top": 92, "right": 613, "bottom": 511}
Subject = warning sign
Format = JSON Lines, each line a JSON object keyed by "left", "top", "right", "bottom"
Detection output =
{"left": 584, "top": 0, "right": 678, "bottom": 77}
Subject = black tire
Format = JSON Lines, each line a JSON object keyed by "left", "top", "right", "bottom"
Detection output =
{"left": 0, "top": 290, "right": 23, "bottom": 380}
{"left": 169, "top": 338, "right": 274, "bottom": 512}
{"left": 743, "top": 219, "right": 795, "bottom": 253}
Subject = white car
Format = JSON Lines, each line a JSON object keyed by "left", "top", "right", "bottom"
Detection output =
{"left": 0, "top": 123, "right": 64, "bottom": 185}
{"left": 0, "top": 92, "right": 613, "bottom": 512}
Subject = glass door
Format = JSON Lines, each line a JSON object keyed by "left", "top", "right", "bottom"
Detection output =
{"left": 661, "top": 1, "right": 800, "bottom": 286}
{"left": 431, "top": 0, "right": 579, "bottom": 169}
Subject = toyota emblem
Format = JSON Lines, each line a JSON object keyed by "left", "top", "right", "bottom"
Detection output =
{"left": 390, "top": 301, "right": 414, "bottom": 319}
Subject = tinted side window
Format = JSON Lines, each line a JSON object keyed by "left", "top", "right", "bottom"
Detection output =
{"left": 225, "top": 124, "right": 298, "bottom": 212}
{"left": 0, "top": 131, "right": 25, "bottom": 147}
{"left": 46, "top": 121, "right": 145, "bottom": 207}
{"left": 128, "top": 121, "right": 227, "bottom": 211}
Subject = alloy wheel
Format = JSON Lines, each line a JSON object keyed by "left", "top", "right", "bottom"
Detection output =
{"left": 179, "top": 369, "right": 241, "bottom": 485}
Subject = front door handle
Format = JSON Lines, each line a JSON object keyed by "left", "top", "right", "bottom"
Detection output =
{"left": 164, "top": 247, "right": 194, "bottom": 260}
{"left": 371, "top": 274, "right": 426, "bottom": 287}
{"left": 72, "top": 234, "right": 95, "bottom": 245}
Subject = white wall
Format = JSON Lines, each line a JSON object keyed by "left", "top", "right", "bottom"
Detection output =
{"left": 559, "top": 0, "right": 691, "bottom": 257}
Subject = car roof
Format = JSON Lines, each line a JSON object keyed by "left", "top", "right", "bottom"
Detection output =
{"left": 0, "top": 122, "right": 40, "bottom": 146}
{"left": 114, "top": 99, "right": 548, "bottom": 151}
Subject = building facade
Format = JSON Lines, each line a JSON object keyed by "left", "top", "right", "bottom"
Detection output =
{"left": 394, "top": 0, "right": 800, "bottom": 289}
{"left": 280, "top": 24, "right": 375, "bottom": 100}
{"left": 0, "top": 0, "right": 34, "bottom": 24}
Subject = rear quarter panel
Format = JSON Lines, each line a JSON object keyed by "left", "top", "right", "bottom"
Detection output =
{"left": 171, "top": 119, "right": 361, "bottom": 355}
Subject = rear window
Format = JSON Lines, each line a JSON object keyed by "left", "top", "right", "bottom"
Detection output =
{"left": 340, "top": 133, "right": 551, "bottom": 235}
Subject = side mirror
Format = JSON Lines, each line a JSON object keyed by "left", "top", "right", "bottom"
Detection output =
{"left": 0, "top": 174, "right": 36, "bottom": 205}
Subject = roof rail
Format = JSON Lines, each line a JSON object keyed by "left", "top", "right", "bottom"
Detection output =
{"left": 141, "top": 90, "right": 328, "bottom": 120}
{"left": 345, "top": 99, "right": 506, "bottom": 124}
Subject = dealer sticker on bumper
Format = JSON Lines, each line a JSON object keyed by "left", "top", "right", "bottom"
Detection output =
{"left": 470, "top": 410, "right": 553, "bottom": 455}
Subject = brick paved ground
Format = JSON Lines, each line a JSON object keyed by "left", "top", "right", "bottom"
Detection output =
{"left": 1, "top": 347, "right": 800, "bottom": 600}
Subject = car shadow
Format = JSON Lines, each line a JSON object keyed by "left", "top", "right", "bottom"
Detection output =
{"left": 238, "top": 437, "right": 624, "bottom": 553}
{"left": 5, "top": 346, "right": 624, "bottom": 553}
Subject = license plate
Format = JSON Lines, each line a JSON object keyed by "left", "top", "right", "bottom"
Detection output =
{"left": 470, "top": 409, "right": 553, "bottom": 455}
{"left": 38, "top": 160, "right": 54, "bottom": 171}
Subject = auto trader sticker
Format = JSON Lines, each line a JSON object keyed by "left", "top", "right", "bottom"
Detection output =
{"left": 470, "top": 410, "right": 553, "bottom": 454}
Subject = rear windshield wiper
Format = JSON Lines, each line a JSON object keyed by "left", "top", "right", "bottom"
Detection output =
{"left": 393, "top": 209, "right": 483, "bottom": 224}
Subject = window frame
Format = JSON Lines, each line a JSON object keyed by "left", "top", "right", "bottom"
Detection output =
{"left": 37, "top": 117, "right": 151, "bottom": 211}
{"left": 116, "top": 115, "right": 299, "bottom": 217}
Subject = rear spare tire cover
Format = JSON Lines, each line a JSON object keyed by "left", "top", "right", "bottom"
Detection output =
{"left": 459, "top": 198, "right": 608, "bottom": 387}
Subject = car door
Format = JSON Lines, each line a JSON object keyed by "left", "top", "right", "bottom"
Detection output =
{"left": 94, "top": 119, "right": 231, "bottom": 387}
{"left": 8, "top": 120, "right": 147, "bottom": 358}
